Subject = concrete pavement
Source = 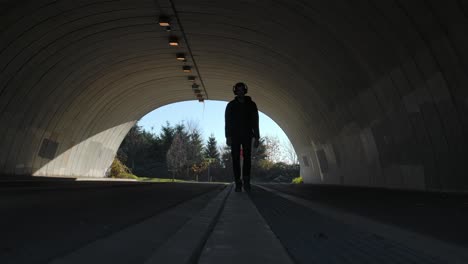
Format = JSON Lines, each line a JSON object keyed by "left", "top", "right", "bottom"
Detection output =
{"left": 2, "top": 181, "right": 468, "bottom": 263}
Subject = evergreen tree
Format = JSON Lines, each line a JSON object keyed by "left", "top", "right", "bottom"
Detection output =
{"left": 188, "top": 128, "right": 204, "bottom": 164}
{"left": 160, "top": 121, "right": 175, "bottom": 154}
{"left": 174, "top": 123, "right": 188, "bottom": 139}
{"left": 204, "top": 134, "right": 220, "bottom": 166}
{"left": 119, "top": 123, "right": 150, "bottom": 172}
{"left": 220, "top": 144, "right": 233, "bottom": 182}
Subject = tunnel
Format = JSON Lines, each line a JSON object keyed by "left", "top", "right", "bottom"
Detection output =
{"left": 1, "top": 0, "right": 468, "bottom": 192}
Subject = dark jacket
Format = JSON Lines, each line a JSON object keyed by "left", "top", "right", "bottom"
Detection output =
{"left": 225, "top": 96, "right": 260, "bottom": 139}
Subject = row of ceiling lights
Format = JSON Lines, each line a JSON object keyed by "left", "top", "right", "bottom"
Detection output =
{"left": 159, "top": 16, "right": 204, "bottom": 102}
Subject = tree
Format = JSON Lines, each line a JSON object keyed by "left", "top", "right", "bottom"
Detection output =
{"left": 185, "top": 119, "right": 203, "bottom": 136}
{"left": 204, "top": 134, "right": 221, "bottom": 166}
{"left": 220, "top": 144, "right": 233, "bottom": 182}
{"left": 284, "top": 140, "right": 299, "bottom": 164}
{"left": 264, "top": 135, "right": 282, "bottom": 163}
{"left": 191, "top": 160, "right": 209, "bottom": 182}
{"left": 252, "top": 137, "right": 268, "bottom": 164}
{"left": 250, "top": 137, "right": 271, "bottom": 181}
{"left": 118, "top": 123, "right": 151, "bottom": 172}
{"left": 174, "top": 122, "right": 188, "bottom": 138}
{"left": 187, "top": 125, "right": 205, "bottom": 180}
{"left": 164, "top": 121, "right": 207, "bottom": 180}
{"left": 188, "top": 125, "right": 204, "bottom": 165}
{"left": 166, "top": 133, "right": 187, "bottom": 178}
{"left": 160, "top": 121, "right": 175, "bottom": 154}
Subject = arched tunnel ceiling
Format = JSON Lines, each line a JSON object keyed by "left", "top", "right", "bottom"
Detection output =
{"left": 1, "top": 0, "right": 468, "bottom": 191}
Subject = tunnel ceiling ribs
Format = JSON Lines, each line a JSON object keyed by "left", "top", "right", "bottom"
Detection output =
{"left": 167, "top": 0, "right": 209, "bottom": 100}
{"left": 154, "top": 0, "right": 208, "bottom": 101}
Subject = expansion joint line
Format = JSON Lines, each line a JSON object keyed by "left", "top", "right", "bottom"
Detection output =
{"left": 168, "top": 0, "right": 209, "bottom": 99}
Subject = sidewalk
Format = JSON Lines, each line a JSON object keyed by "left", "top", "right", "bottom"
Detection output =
{"left": 198, "top": 188, "right": 294, "bottom": 264}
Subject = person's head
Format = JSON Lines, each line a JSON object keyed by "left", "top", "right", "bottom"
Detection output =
{"left": 233, "top": 82, "right": 248, "bottom": 96}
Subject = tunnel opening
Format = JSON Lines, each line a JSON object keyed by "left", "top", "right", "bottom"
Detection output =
{"left": 110, "top": 100, "right": 300, "bottom": 184}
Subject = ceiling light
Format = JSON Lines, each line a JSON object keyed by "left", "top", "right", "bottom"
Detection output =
{"left": 176, "top": 53, "right": 186, "bottom": 61}
{"left": 159, "top": 16, "right": 170, "bottom": 26}
{"left": 193, "top": 89, "right": 201, "bottom": 93}
{"left": 183, "top": 66, "right": 192, "bottom": 73}
{"left": 192, "top": 83, "right": 199, "bottom": 89}
{"left": 188, "top": 76, "right": 196, "bottom": 82}
{"left": 169, "top": 36, "right": 179, "bottom": 46}
{"left": 198, "top": 98, "right": 204, "bottom": 102}
{"left": 165, "top": 26, "right": 172, "bottom": 32}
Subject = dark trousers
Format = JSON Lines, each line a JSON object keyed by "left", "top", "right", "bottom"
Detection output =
{"left": 231, "top": 137, "right": 252, "bottom": 186}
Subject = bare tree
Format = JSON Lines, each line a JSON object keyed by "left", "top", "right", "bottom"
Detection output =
{"left": 284, "top": 139, "right": 299, "bottom": 164}
{"left": 185, "top": 119, "right": 203, "bottom": 136}
{"left": 264, "top": 135, "right": 282, "bottom": 163}
{"left": 166, "top": 133, "right": 187, "bottom": 176}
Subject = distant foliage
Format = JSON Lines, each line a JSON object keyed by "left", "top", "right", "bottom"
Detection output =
{"left": 116, "top": 121, "right": 300, "bottom": 183}
{"left": 292, "top": 176, "right": 303, "bottom": 184}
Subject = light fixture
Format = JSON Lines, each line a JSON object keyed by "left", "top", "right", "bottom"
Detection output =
{"left": 192, "top": 83, "right": 199, "bottom": 89}
{"left": 165, "top": 26, "right": 172, "bottom": 32}
{"left": 176, "top": 53, "right": 186, "bottom": 61}
{"left": 169, "top": 36, "right": 179, "bottom": 46}
{"left": 183, "top": 66, "right": 192, "bottom": 73}
{"left": 159, "top": 16, "right": 170, "bottom": 26}
{"left": 193, "top": 89, "right": 201, "bottom": 94}
{"left": 188, "top": 76, "right": 196, "bottom": 82}
{"left": 198, "top": 98, "right": 204, "bottom": 102}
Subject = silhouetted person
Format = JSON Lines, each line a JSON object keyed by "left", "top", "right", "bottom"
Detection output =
{"left": 225, "top": 82, "right": 260, "bottom": 192}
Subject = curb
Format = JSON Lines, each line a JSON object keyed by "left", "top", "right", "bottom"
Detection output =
{"left": 144, "top": 184, "right": 232, "bottom": 264}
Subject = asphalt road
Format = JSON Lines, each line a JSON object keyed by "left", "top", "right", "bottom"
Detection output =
{"left": 2, "top": 181, "right": 467, "bottom": 264}
{"left": 261, "top": 184, "right": 468, "bottom": 247}
{"left": 0, "top": 181, "right": 224, "bottom": 263}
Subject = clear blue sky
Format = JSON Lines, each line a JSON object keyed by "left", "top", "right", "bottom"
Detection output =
{"left": 138, "top": 100, "right": 291, "bottom": 150}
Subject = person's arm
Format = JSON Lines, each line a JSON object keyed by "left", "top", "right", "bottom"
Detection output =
{"left": 252, "top": 101, "right": 260, "bottom": 140}
{"left": 225, "top": 102, "right": 233, "bottom": 145}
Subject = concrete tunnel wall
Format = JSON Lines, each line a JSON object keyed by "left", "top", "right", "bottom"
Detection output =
{"left": 1, "top": 0, "right": 468, "bottom": 191}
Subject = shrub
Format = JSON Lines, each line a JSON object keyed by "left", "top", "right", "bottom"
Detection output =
{"left": 292, "top": 176, "right": 303, "bottom": 184}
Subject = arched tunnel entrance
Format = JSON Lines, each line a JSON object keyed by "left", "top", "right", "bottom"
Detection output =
{"left": 2, "top": 1, "right": 468, "bottom": 263}
{"left": 2, "top": 1, "right": 468, "bottom": 191}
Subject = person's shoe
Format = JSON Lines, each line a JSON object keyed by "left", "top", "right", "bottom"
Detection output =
{"left": 235, "top": 185, "right": 242, "bottom": 192}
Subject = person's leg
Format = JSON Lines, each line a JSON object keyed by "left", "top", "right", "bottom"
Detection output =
{"left": 230, "top": 138, "right": 242, "bottom": 190}
{"left": 242, "top": 137, "right": 253, "bottom": 191}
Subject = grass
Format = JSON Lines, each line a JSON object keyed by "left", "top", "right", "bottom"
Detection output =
{"left": 138, "top": 177, "right": 228, "bottom": 184}
{"left": 110, "top": 172, "right": 139, "bottom": 180}
{"left": 137, "top": 177, "right": 189, "bottom": 183}
{"left": 109, "top": 159, "right": 228, "bottom": 184}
